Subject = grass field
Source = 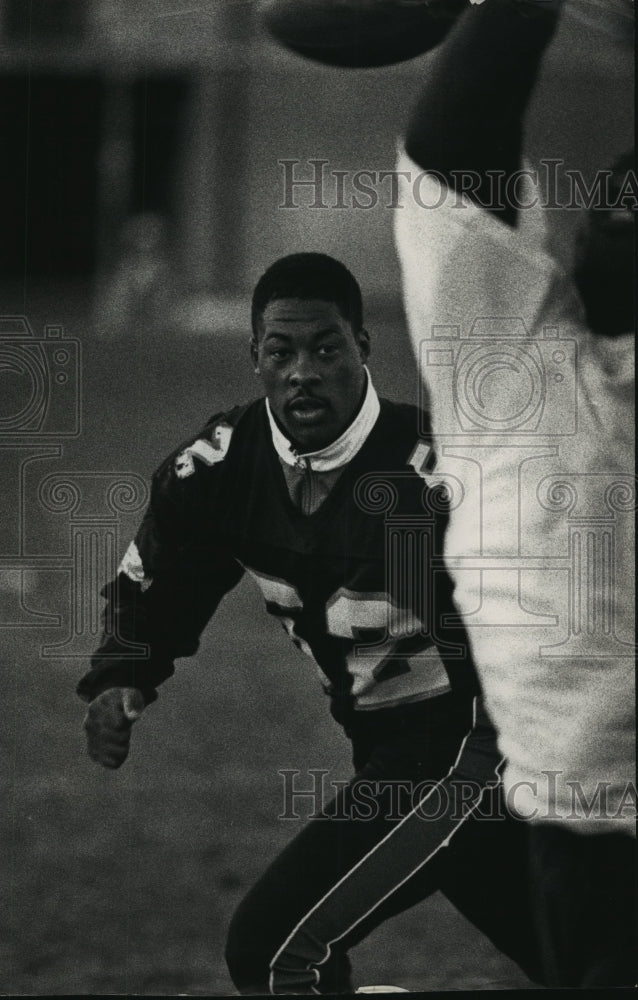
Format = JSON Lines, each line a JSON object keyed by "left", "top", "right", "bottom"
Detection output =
{"left": 1, "top": 291, "right": 535, "bottom": 994}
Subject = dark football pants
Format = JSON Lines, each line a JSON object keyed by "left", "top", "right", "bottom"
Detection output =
{"left": 529, "top": 824, "right": 637, "bottom": 988}
{"left": 225, "top": 697, "right": 543, "bottom": 994}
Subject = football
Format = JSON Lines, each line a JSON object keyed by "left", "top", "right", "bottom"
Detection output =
{"left": 258, "top": 0, "right": 462, "bottom": 68}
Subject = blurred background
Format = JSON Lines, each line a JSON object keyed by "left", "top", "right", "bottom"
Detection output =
{"left": 0, "top": 0, "right": 634, "bottom": 994}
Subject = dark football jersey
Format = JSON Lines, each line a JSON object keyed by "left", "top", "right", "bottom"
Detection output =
{"left": 77, "top": 398, "right": 479, "bottom": 725}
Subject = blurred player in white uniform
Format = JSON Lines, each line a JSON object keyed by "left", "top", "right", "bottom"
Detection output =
{"left": 262, "top": 0, "right": 635, "bottom": 987}
{"left": 393, "top": 0, "right": 635, "bottom": 987}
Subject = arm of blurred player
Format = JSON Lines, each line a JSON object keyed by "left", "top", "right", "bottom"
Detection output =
{"left": 405, "top": 0, "right": 560, "bottom": 227}
{"left": 394, "top": 0, "right": 570, "bottom": 443}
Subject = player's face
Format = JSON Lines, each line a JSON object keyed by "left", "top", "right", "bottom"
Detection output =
{"left": 252, "top": 298, "right": 370, "bottom": 451}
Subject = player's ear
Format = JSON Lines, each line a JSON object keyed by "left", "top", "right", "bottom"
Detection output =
{"left": 250, "top": 337, "right": 260, "bottom": 374}
{"left": 357, "top": 327, "right": 371, "bottom": 363}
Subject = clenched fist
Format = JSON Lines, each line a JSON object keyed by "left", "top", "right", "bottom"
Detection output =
{"left": 83, "top": 687, "right": 146, "bottom": 768}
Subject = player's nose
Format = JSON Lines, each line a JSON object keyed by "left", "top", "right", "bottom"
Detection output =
{"left": 289, "top": 355, "right": 321, "bottom": 386}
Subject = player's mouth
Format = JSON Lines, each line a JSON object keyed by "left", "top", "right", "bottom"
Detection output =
{"left": 286, "top": 396, "right": 329, "bottom": 423}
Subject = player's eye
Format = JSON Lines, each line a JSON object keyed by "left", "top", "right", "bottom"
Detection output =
{"left": 317, "top": 343, "right": 339, "bottom": 358}
{"left": 269, "top": 348, "right": 292, "bottom": 361}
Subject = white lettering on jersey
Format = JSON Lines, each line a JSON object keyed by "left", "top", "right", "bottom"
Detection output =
{"left": 408, "top": 440, "right": 433, "bottom": 479}
{"left": 354, "top": 654, "right": 451, "bottom": 709}
{"left": 244, "top": 569, "right": 451, "bottom": 708}
{"left": 243, "top": 567, "right": 303, "bottom": 608}
{"left": 175, "top": 452, "right": 196, "bottom": 479}
{"left": 119, "top": 540, "right": 152, "bottom": 592}
{"left": 243, "top": 567, "right": 330, "bottom": 686}
{"left": 326, "top": 588, "right": 423, "bottom": 639}
{"left": 326, "top": 587, "right": 449, "bottom": 707}
{"left": 175, "top": 422, "right": 233, "bottom": 478}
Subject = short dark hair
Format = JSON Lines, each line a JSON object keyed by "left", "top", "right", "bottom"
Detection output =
{"left": 251, "top": 253, "right": 363, "bottom": 337}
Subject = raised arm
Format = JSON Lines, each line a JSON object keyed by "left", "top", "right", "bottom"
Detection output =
{"left": 405, "top": 0, "right": 561, "bottom": 225}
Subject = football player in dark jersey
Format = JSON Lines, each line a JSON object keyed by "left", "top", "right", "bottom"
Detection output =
{"left": 79, "top": 252, "right": 542, "bottom": 993}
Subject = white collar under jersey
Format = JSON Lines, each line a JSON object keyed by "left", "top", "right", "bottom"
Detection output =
{"left": 265, "top": 367, "right": 381, "bottom": 472}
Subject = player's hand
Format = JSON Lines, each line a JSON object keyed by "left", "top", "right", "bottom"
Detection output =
{"left": 83, "top": 687, "right": 146, "bottom": 769}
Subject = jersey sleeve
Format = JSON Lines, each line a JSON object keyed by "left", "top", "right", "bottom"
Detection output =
{"left": 76, "top": 415, "right": 245, "bottom": 704}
